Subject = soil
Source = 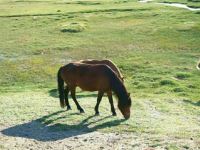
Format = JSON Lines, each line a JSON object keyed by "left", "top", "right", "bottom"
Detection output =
{"left": 0, "top": 123, "right": 199, "bottom": 150}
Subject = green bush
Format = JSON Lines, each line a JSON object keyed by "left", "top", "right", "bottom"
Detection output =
{"left": 160, "top": 79, "right": 176, "bottom": 86}
{"left": 173, "top": 87, "right": 184, "bottom": 93}
{"left": 175, "top": 72, "right": 191, "bottom": 80}
{"left": 60, "top": 22, "right": 87, "bottom": 33}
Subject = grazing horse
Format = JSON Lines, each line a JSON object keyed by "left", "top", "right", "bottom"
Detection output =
{"left": 77, "top": 59, "right": 124, "bottom": 81}
{"left": 57, "top": 63, "right": 131, "bottom": 119}
{"left": 64, "top": 59, "right": 124, "bottom": 110}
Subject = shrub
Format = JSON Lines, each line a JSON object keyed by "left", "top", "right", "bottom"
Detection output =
{"left": 173, "top": 87, "right": 184, "bottom": 93}
{"left": 175, "top": 72, "right": 191, "bottom": 80}
{"left": 160, "top": 79, "right": 175, "bottom": 86}
{"left": 60, "top": 22, "right": 87, "bottom": 33}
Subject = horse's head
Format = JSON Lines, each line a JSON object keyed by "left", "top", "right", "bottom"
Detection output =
{"left": 118, "top": 93, "right": 131, "bottom": 119}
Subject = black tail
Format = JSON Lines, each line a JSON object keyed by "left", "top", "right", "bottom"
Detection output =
{"left": 57, "top": 67, "right": 65, "bottom": 108}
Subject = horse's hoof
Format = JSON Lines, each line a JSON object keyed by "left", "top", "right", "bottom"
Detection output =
{"left": 80, "top": 109, "right": 85, "bottom": 113}
{"left": 112, "top": 113, "right": 117, "bottom": 116}
{"left": 95, "top": 112, "right": 100, "bottom": 116}
{"left": 67, "top": 106, "right": 72, "bottom": 111}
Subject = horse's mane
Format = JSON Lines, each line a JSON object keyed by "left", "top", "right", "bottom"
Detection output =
{"left": 78, "top": 59, "right": 124, "bottom": 80}
{"left": 104, "top": 59, "right": 124, "bottom": 80}
{"left": 104, "top": 66, "right": 131, "bottom": 107}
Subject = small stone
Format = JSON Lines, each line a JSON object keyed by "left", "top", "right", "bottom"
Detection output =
{"left": 100, "top": 146, "right": 104, "bottom": 149}
{"left": 83, "top": 139, "right": 87, "bottom": 142}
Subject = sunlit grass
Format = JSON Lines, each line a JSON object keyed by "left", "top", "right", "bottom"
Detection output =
{"left": 0, "top": 91, "right": 199, "bottom": 139}
{"left": 0, "top": 0, "right": 200, "bottom": 149}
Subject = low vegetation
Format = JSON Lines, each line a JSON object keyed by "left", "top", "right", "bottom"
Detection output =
{"left": 0, "top": 0, "right": 199, "bottom": 149}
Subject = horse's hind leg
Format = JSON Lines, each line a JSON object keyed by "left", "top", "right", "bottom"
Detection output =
{"left": 64, "top": 86, "right": 71, "bottom": 110}
{"left": 71, "top": 87, "right": 84, "bottom": 113}
{"left": 107, "top": 91, "right": 116, "bottom": 116}
{"left": 95, "top": 91, "right": 104, "bottom": 116}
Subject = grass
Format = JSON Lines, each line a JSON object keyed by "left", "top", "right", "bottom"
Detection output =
{"left": 0, "top": 91, "right": 199, "bottom": 137}
{"left": 160, "top": 79, "right": 176, "bottom": 86}
{"left": 175, "top": 72, "right": 191, "bottom": 79}
{"left": 0, "top": 91, "right": 199, "bottom": 149}
{"left": 60, "top": 22, "right": 87, "bottom": 33}
{"left": 0, "top": 0, "right": 200, "bottom": 148}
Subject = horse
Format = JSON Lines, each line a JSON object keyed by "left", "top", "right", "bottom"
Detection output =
{"left": 57, "top": 63, "right": 131, "bottom": 119}
{"left": 77, "top": 59, "right": 124, "bottom": 81}
{"left": 64, "top": 59, "right": 124, "bottom": 110}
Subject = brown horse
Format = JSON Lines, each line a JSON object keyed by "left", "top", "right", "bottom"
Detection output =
{"left": 77, "top": 59, "right": 124, "bottom": 81}
{"left": 57, "top": 63, "right": 131, "bottom": 119}
{"left": 64, "top": 59, "right": 124, "bottom": 111}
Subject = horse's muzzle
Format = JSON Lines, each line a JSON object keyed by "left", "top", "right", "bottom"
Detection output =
{"left": 124, "top": 115, "right": 130, "bottom": 120}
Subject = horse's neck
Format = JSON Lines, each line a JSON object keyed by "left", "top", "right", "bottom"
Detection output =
{"left": 111, "top": 77, "right": 126, "bottom": 101}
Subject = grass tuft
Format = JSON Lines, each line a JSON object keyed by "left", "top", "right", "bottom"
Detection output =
{"left": 173, "top": 87, "right": 184, "bottom": 93}
{"left": 60, "top": 22, "right": 87, "bottom": 33}
{"left": 160, "top": 79, "right": 176, "bottom": 86}
{"left": 175, "top": 72, "right": 191, "bottom": 80}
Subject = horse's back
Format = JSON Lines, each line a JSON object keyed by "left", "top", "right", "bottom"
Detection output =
{"left": 78, "top": 59, "right": 123, "bottom": 80}
{"left": 61, "top": 63, "right": 112, "bottom": 91}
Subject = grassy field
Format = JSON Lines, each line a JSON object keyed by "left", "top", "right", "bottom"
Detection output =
{"left": 0, "top": 0, "right": 200, "bottom": 149}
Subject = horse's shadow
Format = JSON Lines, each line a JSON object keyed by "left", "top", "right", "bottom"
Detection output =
{"left": 1, "top": 111, "right": 126, "bottom": 142}
{"left": 183, "top": 99, "right": 200, "bottom": 106}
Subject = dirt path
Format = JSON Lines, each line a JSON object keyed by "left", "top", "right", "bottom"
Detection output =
{"left": 0, "top": 127, "right": 132, "bottom": 150}
{"left": 0, "top": 92, "right": 199, "bottom": 149}
{"left": 0, "top": 124, "right": 199, "bottom": 150}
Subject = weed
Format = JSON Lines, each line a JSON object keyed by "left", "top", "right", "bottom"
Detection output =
{"left": 160, "top": 79, "right": 176, "bottom": 86}
{"left": 175, "top": 72, "right": 191, "bottom": 80}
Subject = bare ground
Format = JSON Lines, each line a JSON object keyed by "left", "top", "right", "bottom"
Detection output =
{"left": 0, "top": 123, "right": 199, "bottom": 150}
{"left": 0, "top": 92, "right": 199, "bottom": 149}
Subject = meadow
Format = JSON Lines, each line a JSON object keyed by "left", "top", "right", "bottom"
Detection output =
{"left": 0, "top": 0, "right": 200, "bottom": 149}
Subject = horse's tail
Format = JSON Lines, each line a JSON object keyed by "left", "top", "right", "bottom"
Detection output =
{"left": 57, "top": 67, "right": 65, "bottom": 108}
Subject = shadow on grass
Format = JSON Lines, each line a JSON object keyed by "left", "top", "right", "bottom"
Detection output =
{"left": 1, "top": 110, "right": 126, "bottom": 141}
{"left": 183, "top": 100, "right": 200, "bottom": 106}
{"left": 49, "top": 88, "right": 98, "bottom": 99}
{"left": 0, "top": 8, "right": 150, "bottom": 18}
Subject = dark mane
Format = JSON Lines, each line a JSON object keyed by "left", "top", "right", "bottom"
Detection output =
{"left": 104, "top": 66, "right": 131, "bottom": 107}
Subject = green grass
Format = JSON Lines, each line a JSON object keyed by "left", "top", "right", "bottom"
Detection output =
{"left": 175, "top": 72, "right": 191, "bottom": 79}
{"left": 60, "top": 21, "right": 87, "bottom": 33}
{"left": 0, "top": 0, "right": 200, "bottom": 148}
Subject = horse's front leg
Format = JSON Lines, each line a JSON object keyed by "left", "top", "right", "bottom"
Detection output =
{"left": 107, "top": 91, "right": 116, "bottom": 116}
{"left": 71, "top": 87, "right": 84, "bottom": 113}
{"left": 64, "top": 86, "right": 71, "bottom": 110}
{"left": 94, "top": 91, "right": 104, "bottom": 115}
